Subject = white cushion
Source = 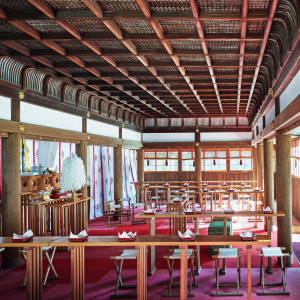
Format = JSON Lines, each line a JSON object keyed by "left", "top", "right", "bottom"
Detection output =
{"left": 115, "top": 249, "right": 137, "bottom": 260}
{"left": 169, "top": 248, "right": 193, "bottom": 259}
{"left": 218, "top": 248, "right": 238, "bottom": 258}
{"left": 262, "top": 247, "right": 284, "bottom": 257}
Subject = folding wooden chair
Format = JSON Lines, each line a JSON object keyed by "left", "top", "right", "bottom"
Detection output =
{"left": 163, "top": 248, "right": 197, "bottom": 297}
{"left": 257, "top": 247, "right": 290, "bottom": 296}
{"left": 107, "top": 202, "right": 123, "bottom": 227}
{"left": 120, "top": 198, "right": 131, "bottom": 221}
{"left": 211, "top": 248, "right": 243, "bottom": 297}
{"left": 19, "top": 246, "right": 59, "bottom": 288}
{"left": 110, "top": 249, "right": 137, "bottom": 298}
{"left": 131, "top": 202, "right": 146, "bottom": 225}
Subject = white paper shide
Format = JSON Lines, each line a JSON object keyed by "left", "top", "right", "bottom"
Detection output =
{"left": 69, "top": 230, "right": 88, "bottom": 241}
{"left": 118, "top": 231, "right": 137, "bottom": 240}
{"left": 178, "top": 229, "right": 197, "bottom": 240}
{"left": 13, "top": 229, "right": 34, "bottom": 241}
{"left": 239, "top": 230, "right": 256, "bottom": 239}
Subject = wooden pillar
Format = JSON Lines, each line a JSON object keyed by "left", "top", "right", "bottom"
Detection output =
{"left": 257, "top": 143, "right": 264, "bottom": 202}
{"left": 1, "top": 99, "right": 22, "bottom": 268}
{"left": 76, "top": 141, "right": 88, "bottom": 198}
{"left": 195, "top": 146, "right": 202, "bottom": 202}
{"left": 252, "top": 146, "right": 257, "bottom": 183}
{"left": 114, "top": 145, "right": 123, "bottom": 202}
{"left": 276, "top": 131, "right": 293, "bottom": 266}
{"left": 2, "top": 134, "right": 22, "bottom": 268}
{"left": 137, "top": 148, "right": 144, "bottom": 203}
{"left": 263, "top": 139, "right": 274, "bottom": 229}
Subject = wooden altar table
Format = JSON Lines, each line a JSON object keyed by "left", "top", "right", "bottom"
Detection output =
{"left": 136, "top": 211, "right": 284, "bottom": 276}
{"left": 0, "top": 235, "right": 272, "bottom": 300}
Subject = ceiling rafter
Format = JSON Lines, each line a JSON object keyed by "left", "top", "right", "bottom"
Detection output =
{"left": 83, "top": 0, "right": 192, "bottom": 117}
{"left": 0, "top": 34, "right": 264, "bottom": 42}
{"left": 190, "top": 0, "right": 223, "bottom": 114}
{"left": 0, "top": 0, "right": 290, "bottom": 122}
{"left": 4, "top": 10, "right": 269, "bottom": 21}
{"left": 246, "top": 0, "right": 279, "bottom": 114}
{"left": 77, "top": 0, "right": 182, "bottom": 117}
{"left": 7, "top": 49, "right": 261, "bottom": 57}
{"left": 237, "top": 0, "right": 249, "bottom": 114}
{"left": 4, "top": 1, "right": 169, "bottom": 118}
{"left": 136, "top": 0, "right": 208, "bottom": 115}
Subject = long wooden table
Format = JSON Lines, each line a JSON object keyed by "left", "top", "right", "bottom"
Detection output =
{"left": 0, "top": 235, "right": 271, "bottom": 300}
{"left": 136, "top": 211, "right": 285, "bottom": 276}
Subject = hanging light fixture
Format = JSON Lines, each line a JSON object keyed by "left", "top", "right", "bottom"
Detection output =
{"left": 165, "top": 148, "right": 168, "bottom": 166}
{"left": 239, "top": 148, "right": 243, "bottom": 165}
{"left": 213, "top": 148, "right": 217, "bottom": 165}
{"left": 147, "top": 159, "right": 150, "bottom": 166}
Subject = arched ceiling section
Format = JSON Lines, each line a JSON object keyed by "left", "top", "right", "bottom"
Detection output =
{"left": 0, "top": 0, "right": 298, "bottom": 124}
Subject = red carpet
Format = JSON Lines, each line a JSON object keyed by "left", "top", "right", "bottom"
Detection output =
{"left": 0, "top": 209, "right": 299, "bottom": 299}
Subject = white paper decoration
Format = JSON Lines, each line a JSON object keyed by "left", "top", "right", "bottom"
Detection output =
{"left": 60, "top": 154, "right": 86, "bottom": 192}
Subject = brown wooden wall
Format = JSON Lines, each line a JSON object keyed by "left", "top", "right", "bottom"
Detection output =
{"left": 274, "top": 173, "right": 300, "bottom": 220}
{"left": 145, "top": 171, "right": 253, "bottom": 182}
{"left": 292, "top": 176, "right": 300, "bottom": 220}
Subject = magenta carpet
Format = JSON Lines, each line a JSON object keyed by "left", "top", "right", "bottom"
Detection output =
{"left": 0, "top": 212, "right": 300, "bottom": 299}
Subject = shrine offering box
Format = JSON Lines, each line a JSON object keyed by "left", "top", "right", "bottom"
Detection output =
{"left": 51, "top": 173, "right": 61, "bottom": 188}
{"left": 21, "top": 175, "right": 40, "bottom": 192}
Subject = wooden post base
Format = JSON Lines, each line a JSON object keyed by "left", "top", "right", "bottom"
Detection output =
{"left": 71, "top": 246, "right": 85, "bottom": 300}
{"left": 26, "top": 247, "right": 42, "bottom": 300}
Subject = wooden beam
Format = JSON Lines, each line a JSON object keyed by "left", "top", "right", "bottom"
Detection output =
{"left": 81, "top": 0, "right": 103, "bottom": 18}
{"left": 245, "top": 0, "right": 278, "bottom": 113}
{"left": 27, "top": 0, "right": 55, "bottom": 19}
{"left": 143, "top": 141, "right": 251, "bottom": 148}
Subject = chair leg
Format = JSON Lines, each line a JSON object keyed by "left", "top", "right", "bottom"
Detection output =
{"left": 114, "top": 259, "right": 123, "bottom": 295}
{"left": 216, "top": 258, "right": 219, "bottom": 294}
{"left": 43, "top": 247, "right": 60, "bottom": 287}
{"left": 281, "top": 257, "right": 286, "bottom": 293}
{"left": 237, "top": 256, "right": 240, "bottom": 294}
{"left": 261, "top": 257, "right": 265, "bottom": 293}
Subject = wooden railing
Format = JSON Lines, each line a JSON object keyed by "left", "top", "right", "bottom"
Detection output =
{"left": 0, "top": 235, "right": 271, "bottom": 300}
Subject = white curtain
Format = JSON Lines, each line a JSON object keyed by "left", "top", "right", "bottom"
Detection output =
{"left": 89, "top": 145, "right": 114, "bottom": 219}
{"left": 50, "top": 142, "right": 75, "bottom": 173}
{"left": 122, "top": 149, "right": 137, "bottom": 203}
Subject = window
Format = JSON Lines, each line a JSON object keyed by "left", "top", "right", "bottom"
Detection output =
{"left": 201, "top": 149, "right": 226, "bottom": 171}
{"left": 182, "top": 150, "right": 195, "bottom": 171}
{"left": 292, "top": 139, "right": 300, "bottom": 177}
{"left": 144, "top": 150, "right": 178, "bottom": 171}
{"left": 229, "top": 149, "right": 252, "bottom": 171}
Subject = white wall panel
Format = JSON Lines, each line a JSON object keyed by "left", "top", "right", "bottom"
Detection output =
{"left": 280, "top": 69, "right": 300, "bottom": 112}
{"left": 0, "top": 96, "right": 11, "bottom": 120}
{"left": 20, "top": 102, "right": 82, "bottom": 132}
{"left": 87, "top": 119, "right": 119, "bottom": 138}
{"left": 143, "top": 132, "right": 195, "bottom": 142}
{"left": 265, "top": 104, "right": 275, "bottom": 127}
{"left": 122, "top": 128, "right": 141, "bottom": 142}
{"left": 200, "top": 132, "right": 252, "bottom": 142}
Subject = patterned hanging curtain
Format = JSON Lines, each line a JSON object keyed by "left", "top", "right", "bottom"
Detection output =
{"left": 122, "top": 149, "right": 137, "bottom": 203}
{"left": 89, "top": 145, "right": 114, "bottom": 219}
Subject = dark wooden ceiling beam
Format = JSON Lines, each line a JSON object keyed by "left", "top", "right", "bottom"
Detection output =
{"left": 0, "top": 40, "right": 156, "bottom": 117}
{"left": 93, "top": 0, "right": 194, "bottom": 117}
{"left": 245, "top": 0, "right": 278, "bottom": 113}
{"left": 136, "top": 0, "right": 208, "bottom": 115}
{"left": 10, "top": 48, "right": 259, "bottom": 57}
{"left": 0, "top": 33, "right": 264, "bottom": 42}
{"left": 13, "top": 1, "right": 169, "bottom": 118}
{"left": 3, "top": 10, "right": 268, "bottom": 21}
{"left": 237, "top": 0, "right": 249, "bottom": 113}
{"left": 190, "top": 0, "right": 223, "bottom": 114}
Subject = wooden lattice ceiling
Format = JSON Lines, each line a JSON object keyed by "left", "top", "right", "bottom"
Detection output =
{"left": 0, "top": 0, "right": 298, "bottom": 123}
